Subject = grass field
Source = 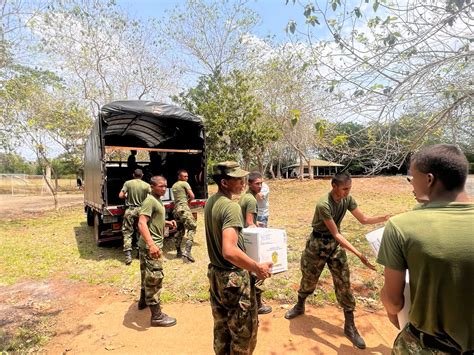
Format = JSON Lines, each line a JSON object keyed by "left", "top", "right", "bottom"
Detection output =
{"left": 0, "top": 176, "right": 415, "bottom": 351}
{"left": 0, "top": 176, "right": 414, "bottom": 302}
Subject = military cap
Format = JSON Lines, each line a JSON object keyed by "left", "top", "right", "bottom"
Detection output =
{"left": 213, "top": 161, "right": 249, "bottom": 178}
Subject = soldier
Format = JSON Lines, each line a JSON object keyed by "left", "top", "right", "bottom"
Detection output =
{"left": 136, "top": 176, "right": 177, "bottom": 327}
{"left": 285, "top": 172, "right": 390, "bottom": 349}
{"left": 377, "top": 144, "right": 473, "bottom": 353}
{"left": 172, "top": 169, "right": 197, "bottom": 263}
{"left": 239, "top": 171, "right": 272, "bottom": 315}
{"left": 119, "top": 168, "right": 150, "bottom": 265}
{"left": 205, "top": 161, "right": 272, "bottom": 354}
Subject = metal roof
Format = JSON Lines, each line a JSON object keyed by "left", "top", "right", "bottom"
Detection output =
{"left": 287, "top": 159, "right": 343, "bottom": 168}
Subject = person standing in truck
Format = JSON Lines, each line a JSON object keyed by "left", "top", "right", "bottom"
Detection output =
{"left": 137, "top": 176, "right": 178, "bottom": 327}
{"left": 119, "top": 168, "right": 150, "bottom": 265}
{"left": 172, "top": 169, "right": 198, "bottom": 263}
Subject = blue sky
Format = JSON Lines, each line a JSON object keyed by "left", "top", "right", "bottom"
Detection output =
{"left": 117, "top": 0, "right": 309, "bottom": 42}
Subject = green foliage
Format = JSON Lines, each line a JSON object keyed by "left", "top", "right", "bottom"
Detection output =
{"left": 173, "top": 70, "right": 280, "bottom": 168}
{"left": 0, "top": 153, "right": 36, "bottom": 174}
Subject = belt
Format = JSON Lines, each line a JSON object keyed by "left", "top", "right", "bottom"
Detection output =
{"left": 407, "top": 324, "right": 461, "bottom": 353}
{"left": 312, "top": 231, "right": 333, "bottom": 239}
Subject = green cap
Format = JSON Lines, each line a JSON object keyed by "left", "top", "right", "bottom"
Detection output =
{"left": 213, "top": 161, "right": 249, "bottom": 178}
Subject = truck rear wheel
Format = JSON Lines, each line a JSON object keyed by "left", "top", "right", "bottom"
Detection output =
{"left": 94, "top": 212, "right": 104, "bottom": 246}
{"left": 86, "top": 208, "right": 94, "bottom": 226}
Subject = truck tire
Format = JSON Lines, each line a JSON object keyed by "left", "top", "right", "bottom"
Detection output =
{"left": 94, "top": 211, "right": 104, "bottom": 246}
{"left": 86, "top": 208, "right": 94, "bottom": 226}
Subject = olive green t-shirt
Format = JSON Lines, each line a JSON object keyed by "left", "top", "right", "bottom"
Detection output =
{"left": 377, "top": 202, "right": 474, "bottom": 352}
{"left": 172, "top": 180, "right": 192, "bottom": 207}
{"left": 204, "top": 192, "right": 246, "bottom": 270}
{"left": 311, "top": 192, "right": 358, "bottom": 233}
{"left": 239, "top": 191, "right": 257, "bottom": 227}
{"left": 137, "top": 194, "right": 166, "bottom": 249}
{"left": 121, "top": 179, "right": 150, "bottom": 207}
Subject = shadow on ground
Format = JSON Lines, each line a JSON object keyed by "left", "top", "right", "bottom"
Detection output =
{"left": 73, "top": 222, "right": 200, "bottom": 262}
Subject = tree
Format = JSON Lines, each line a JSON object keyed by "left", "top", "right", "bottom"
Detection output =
{"left": 161, "top": 0, "right": 259, "bottom": 77}
{"left": 242, "top": 36, "right": 331, "bottom": 179}
{"left": 1, "top": 67, "right": 91, "bottom": 208}
{"left": 0, "top": 152, "right": 36, "bottom": 174}
{"left": 31, "top": 0, "right": 177, "bottom": 113}
{"left": 174, "top": 70, "right": 279, "bottom": 170}
{"left": 285, "top": 0, "right": 473, "bottom": 171}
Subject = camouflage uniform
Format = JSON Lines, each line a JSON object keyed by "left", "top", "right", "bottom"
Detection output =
{"left": 139, "top": 250, "right": 164, "bottom": 306}
{"left": 121, "top": 178, "right": 150, "bottom": 252}
{"left": 205, "top": 161, "right": 258, "bottom": 354}
{"left": 207, "top": 266, "right": 258, "bottom": 355}
{"left": 122, "top": 206, "right": 140, "bottom": 251}
{"left": 137, "top": 193, "right": 166, "bottom": 307}
{"left": 172, "top": 180, "right": 197, "bottom": 255}
{"left": 298, "top": 233, "right": 355, "bottom": 311}
{"left": 173, "top": 204, "right": 197, "bottom": 250}
{"left": 392, "top": 324, "right": 460, "bottom": 355}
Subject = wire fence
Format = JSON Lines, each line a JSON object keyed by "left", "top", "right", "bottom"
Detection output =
{"left": 0, "top": 174, "right": 79, "bottom": 195}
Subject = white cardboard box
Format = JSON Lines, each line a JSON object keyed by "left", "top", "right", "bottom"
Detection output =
{"left": 242, "top": 228, "right": 288, "bottom": 274}
{"left": 365, "top": 227, "right": 410, "bottom": 328}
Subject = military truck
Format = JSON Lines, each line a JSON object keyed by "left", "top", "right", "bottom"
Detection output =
{"left": 83, "top": 100, "right": 207, "bottom": 245}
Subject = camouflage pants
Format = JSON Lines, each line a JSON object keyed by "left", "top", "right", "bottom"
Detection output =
{"left": 207, "top": 265, "right": 258, "bottom": 355}
{"left": 139, "top": 248, "right": 164, "bottom": 306}
{"left": 297, "top": 234, "right": 355, "bottom": 311}
{"left": 392, "top": 324, "right": 462, "bottom": 355}
{"left": 173, "top": 205, "right": 197, "bottom": 249}
{"left": 122, "top": 206, "right": 140, "bottom": 252}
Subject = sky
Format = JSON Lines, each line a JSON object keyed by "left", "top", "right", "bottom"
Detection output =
{"left": 116, "top": 0, "right": 311, "bottom": 42}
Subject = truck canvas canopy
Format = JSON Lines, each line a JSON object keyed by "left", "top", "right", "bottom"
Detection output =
{"left": 83, "top": 100, "right": 207, "bottom": 245}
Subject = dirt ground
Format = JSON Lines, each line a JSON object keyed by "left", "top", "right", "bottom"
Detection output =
{"left": 0, "top": 193, "right": 84, "bottom": 221}
{"left": 2, "top": 278, "right": 398, "bottom": 354}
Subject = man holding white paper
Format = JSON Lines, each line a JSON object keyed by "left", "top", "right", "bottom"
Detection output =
{"left": 377, "top": 144, "right": 473, "bottom": 354}
{"left": 285, "top": 172, "right": 390, "bottom": 349}
{"left": 205, "top": 162, "right": 273, "bottom": 354}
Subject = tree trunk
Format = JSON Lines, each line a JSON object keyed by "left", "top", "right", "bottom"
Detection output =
{"left": 299, "top": 153, "right": 304, "bottom": 181}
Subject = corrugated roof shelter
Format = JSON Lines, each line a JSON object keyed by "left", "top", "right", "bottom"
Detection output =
{"left": 285, "top": 159, "right": 343, "bottom": 178}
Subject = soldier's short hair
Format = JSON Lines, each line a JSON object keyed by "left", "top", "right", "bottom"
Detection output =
{"left": 248, "top": 171, "right": 262, "bottom": 183}
{"left": 133, "top": 169, "right": 143, "bottom": 178}
{"left": 411, "top": 144, "right": 468, "bottom": 191}
{"left": 332, "top": 172, "right": 351, "bottom": 186}
{"left": 150, "top": 175, "right": 166, "bottom": 186}
{"left": 177, "top": 169, "right": 188, "bottom": 177}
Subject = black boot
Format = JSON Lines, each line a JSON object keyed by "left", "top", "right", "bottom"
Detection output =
{"left": 256, "top": 291, "right": 272, "bottom": 314}
{"left": 182, "top": 240, "right": 195, "bottom": 263}
{"left": 138, "top": 289, "right": 146, "bottom": 310}
{"left": 284, "top": 296, "right": 306, "bottom": 319}
{"left": 344, "top": 310, "right": 366, "bottom": 349}
{"left": 176, "top": 247, "right": 182, "bottom": 258}
{"left": 124, "top": 250, "right": 132, "bottom": 265}
{"left": 149, "top": 305, "right": 177, "bottom": 327}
